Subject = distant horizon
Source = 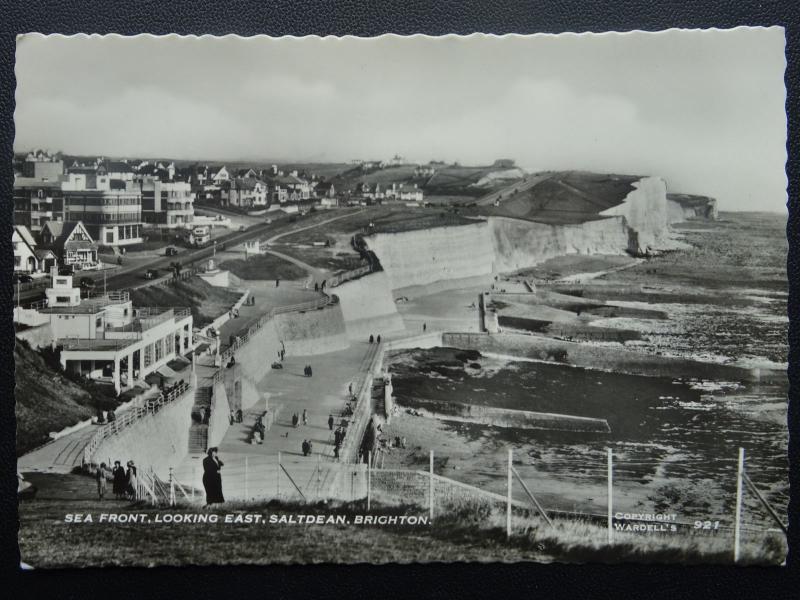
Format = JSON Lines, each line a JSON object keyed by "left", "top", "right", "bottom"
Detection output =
{"left": 15, "top": 30, "right": 787, "bottom": 211}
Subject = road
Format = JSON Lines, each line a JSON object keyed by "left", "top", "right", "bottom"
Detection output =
{"left": 15, "top": 207, "right": 366, "bottom": 307}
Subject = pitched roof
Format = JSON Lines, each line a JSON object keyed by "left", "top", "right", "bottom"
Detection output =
{"left": 232, "top": 177, "right": 265, "bottom": 191}
{"left": 14, "top": 225, "right": 37, "bottom": 248}
{"left": 42, "top": 221, "right": 95, "bottom": 249}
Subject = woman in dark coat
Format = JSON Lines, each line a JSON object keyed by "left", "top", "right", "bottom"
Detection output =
{"left": 202, "top": 447, "right": 225, "bottom": 506}
{"left": 112, "top": 461, "right": 127, "bottom": 499}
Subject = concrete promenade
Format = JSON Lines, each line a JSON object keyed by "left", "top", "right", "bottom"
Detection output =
{"left": 173, "top": 342, "right": 376, "bottom": 500}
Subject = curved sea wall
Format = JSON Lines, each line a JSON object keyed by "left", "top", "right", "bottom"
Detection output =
{"left": 93, "top": 388, "right": 195, "bottom": 479}
{"left": 600, "top": 176, "right": 668, "bottom": 251}
{"left": 489, "top": 216, "right": 631, "bottom": 273}
{"left": 273, "top": 302, "right": 350, "bottom": 355}
{"left": 334, "top": 271, "right": 406, "bottom": 340}
{"left": 367, "top": 222, "right": 495, "bottom": 290}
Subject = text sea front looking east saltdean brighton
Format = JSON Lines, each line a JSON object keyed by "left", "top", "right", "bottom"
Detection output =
{"left": 12, "top": 29, "right": 789, "bottom": 568}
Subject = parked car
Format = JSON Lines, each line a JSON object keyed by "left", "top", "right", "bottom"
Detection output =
{"left": 12, "top": 273, "right": 34, "bottom": 284}
{"left": 18, "top": 473, "right": 36, "bottom": 501}
{"left": 238, "top": 225, "right": 246, "bottom": 232}
{"left": 144, "top": 268, "right": 160, "bottom": 280}
{"left": 165, "top": 246, "right": 179, "bottom": 256}
{"left": 58, "top": 265, "right": 74, "bottom": 276}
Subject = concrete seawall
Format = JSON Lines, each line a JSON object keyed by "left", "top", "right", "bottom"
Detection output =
{"left": 93, "top": 387, "right": 195, "bottom": 479}
{"left": 440, "top": 332, "right": 778, "bottom": 383}
{"left": 405, "top": 402, "right": 611, "bottom": 433}
{"left": 334, "top": 271, "right": 406, "bottom": 340}
{"left": 273, "top": 301, "right": 350, "bottom": 355}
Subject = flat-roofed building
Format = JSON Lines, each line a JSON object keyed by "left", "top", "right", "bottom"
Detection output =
{"left": 42, "top": 287, "right": 194, "bottom": 395}
{"left": 141, "top": 179, "right": 195, "bottom": 229}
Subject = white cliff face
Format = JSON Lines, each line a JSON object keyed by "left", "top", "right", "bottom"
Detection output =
{"left": 365, "top": 175, "right": 673, "bottom": 290}
{"left": 490, "top": 216, "right": 631, "bottom": 273}
{"left": 600, "top": 176, "right": 668, "bottom": 251}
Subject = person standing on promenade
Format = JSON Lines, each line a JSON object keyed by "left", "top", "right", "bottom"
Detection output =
{"left": 202, "top": 447, "right": 225, "bottom": 506}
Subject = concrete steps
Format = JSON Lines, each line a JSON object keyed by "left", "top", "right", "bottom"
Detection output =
{"left": 188, "top": 424, "right": 208, "bottom": 455}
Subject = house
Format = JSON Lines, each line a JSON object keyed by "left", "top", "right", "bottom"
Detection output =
{"left": 386, "top": 183, "right": 424, "bottom": 203}
{"left": 268, "top": 173, "right": 312, "bottom": 203}
{"left": 314, "top": 181, "right": 336, "bottom": 199}
{"left": 176, "top": 224, "right": 211, "bottom": 247}
{"left": 229, "top": 177, "right": 268, "bottom": 208}
{"left": 40, "top": 221, "right": 98, "bottom": 270}
{"left": 13, "top": 225, "right": 39, "bottom": 273}
{"left": 211, "top": 166, "right": 231, "bottom": 184}
{"left": 97, "top": 161, "right": 135, "bottom": 181}
{"left": 237, "top": 168, "right": 258, "bottom": 179}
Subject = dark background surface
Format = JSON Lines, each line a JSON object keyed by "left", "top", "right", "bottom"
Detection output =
{"left": 1, "top": 1, "right": 797, "bottom": 597}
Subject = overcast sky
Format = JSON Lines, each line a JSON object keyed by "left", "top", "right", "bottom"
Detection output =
{"left": 15, "top": 29, "right": 786, "bottom": 211}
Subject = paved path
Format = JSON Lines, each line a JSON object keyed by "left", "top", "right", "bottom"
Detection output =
{"left": 174, "top": 343, "right": 375, "bottom": 500}
{"left": 17, "top": 426, "right": 99, "bottom": 474}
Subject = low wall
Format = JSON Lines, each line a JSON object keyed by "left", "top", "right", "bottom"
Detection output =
{"left": 440, "top": 332, "right": 773, "bottom": 382}
{"left": 14, "top": 307, "right": 49, "bottom": 328}
{"left": 401, "top": 403, "right": 610, "bottom": 433}
{"left": 93, "top": 386, "right": 195, "bottom": 479}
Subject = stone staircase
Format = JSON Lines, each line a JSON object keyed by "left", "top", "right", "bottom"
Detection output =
{"left": 188, "top": 385, "right": 213, "bottom": 454}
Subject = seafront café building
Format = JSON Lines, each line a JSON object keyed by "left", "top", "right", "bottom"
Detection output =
{"left": 41, "top": 281, "right": 194, "bottom": 395}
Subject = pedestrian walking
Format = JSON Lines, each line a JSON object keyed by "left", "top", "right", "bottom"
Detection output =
{"left": 348, "top": 382, "right": 353, "bottom": 396}
{"left": 229, "top": 410, "right": 235, "bottom": 425}
{"left": 334, "top": 444, "right": 340, "bottom": 460}
{"left": 308, "top": 365, "right": 313, "bottom": 377}
{"left": 328, "top": 414, "right": 334, "bottom": 431}
{"left": 95, "top": 463, "right": 107, "bottom": 500}
{"left": 369, "top": 334, "right": 374, "bottom": 343}
{"left": 112, "top": 460, "right": 126, "bottom": 499}
{"left": 307, "top": 440, "right": 313, "bottom": 455}
{"left": 423, "top": 322, "right": 427, "bottom": 332}
{"left": 236, "top": 408, "right": 243, "bottom": 423}
{"left": 376, "top": 334, "right": 381, "bottom": 344}
{"left": 275, "top": 278, "right": 280, "bottom": 287}
{"left": 314, "top": 282, "right": 319, "bottom": 292}
{"left": 302, "top": 440, "right": 309, "bottom": 456}
{"left": 292, "top": 413, "right": 299, "bottom": 428}
{"left": 302, "top": 409, "right": 308, "bottom": 426}
{"left": 202, "top": 447, "right": 225, "bottom": 506}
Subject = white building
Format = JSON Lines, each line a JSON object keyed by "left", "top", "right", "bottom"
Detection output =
{"left": 13, "top": 225, "right": 39, "bottom": 273}
{"left": 42, "top": 287, "right": 194, "bottom": 395}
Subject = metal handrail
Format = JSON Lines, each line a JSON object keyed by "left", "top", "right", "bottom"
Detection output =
{"left": 82, "top": 381, "right": 192, "bottom": 465}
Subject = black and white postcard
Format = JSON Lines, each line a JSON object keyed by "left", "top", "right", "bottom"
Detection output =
{"left": 13, "top": 30, "right": 789, "bottom": 567}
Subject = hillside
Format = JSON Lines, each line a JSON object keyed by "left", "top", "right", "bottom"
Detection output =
{"left": 15, "top": 340, "right": 117, "bottom": 456}
{"left": 130, "top": 278, "right": 241, "bottom": 328}
{"left": 463, "top": 171, "right": 644, "bottom": 224}
{"left": 423, "top": 165, "right": 525, "bottom": 197}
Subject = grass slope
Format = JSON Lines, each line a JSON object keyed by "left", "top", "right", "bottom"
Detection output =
{"left": 18, "top": 473, "right": 785, "bottom": 567}
{"left": 131, "top": 278, "right": 241, "bottom": 328}
{"left": 15, "top": 341, "right": 117, "bottom": 456}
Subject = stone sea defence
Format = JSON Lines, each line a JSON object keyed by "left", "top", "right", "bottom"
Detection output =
{"left": 93, "top": 387, "right": 195, "bottom": 479}
{"left": 440, "top": 332, "right": 781, "bottom": 384}
{"left": 272, "top": 301, "right": 350, "bottom": 356}
{"left": 334, "top": 271, "right": 406, "bottom": 340}
{"left": 367, "top": 222, "right": 495, "bottom": 290}
{"left": 401, "top": 401, "right": 611, "bottom": 433}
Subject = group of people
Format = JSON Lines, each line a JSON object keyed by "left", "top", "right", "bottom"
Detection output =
{"left": 228, "top": 307, "right": 240, "bottom": 319}
{"left": 303, "top": 365, "right": 313, "bottom": 377}
{"left": 94, "top": 460, "right": 138, "bottom": 501}
{"left": 198, "top": 406, "right": 212, "bottom": 425}
{"left": 313, "top": 280, "right": 327, "bottom": 292}
{"left": 301, "top": 439, "right": 314, "bottom": 456}
{"left": 228, "top": 408, "right": 244, "bottom": 425}
{"left": 291, "top": 409, "right": 309, "bottom": 428}
{"left": 368, "top": 334, "right": 382, "bottom": 344}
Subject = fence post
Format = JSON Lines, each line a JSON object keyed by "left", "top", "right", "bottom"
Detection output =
{"left": 367, "top": 451, "right": 372, "bottom": 511}
{"left": 734, "top": 447, "right": 745, "bottom": 563}
{"left": 507, "top": 449, "right": 512, "bottom": 539}
{"left": 169, "top": 467, "right": 175, "bottom": 507}
{"left": 244, "top": 456, "right": 249, "bottom": 500}
{"left": 277, "top": 452, "right": 281, "bottom": 498}
{"left": 607, "top": 448, "right": 613, "bottom": 545}
{"left": 429, "top": 450, "right": 434, "bottom": 522}
{"left": 192, "top": 466, "right": 196, "bottom": 501}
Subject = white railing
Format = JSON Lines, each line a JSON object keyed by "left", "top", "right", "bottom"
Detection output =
{"left": 82, "top": 380, "right": 192, "bottom": 466}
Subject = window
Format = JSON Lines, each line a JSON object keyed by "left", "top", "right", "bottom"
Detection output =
{"left": 154, "top": 338, "right": 163, "bottom": 362}
{"left": 56, "top": 296, "right": 69, "bottom": 303}
{"left": 164, "top": 334, "right": 173, "bottom": 355}
{"left": 37, "top": 189, "right": 44, "bottom": 199}
{"left": 14, "top": 256, "right": 20, "bottom": 267}
{"left": 143, "top": 344, "right": 153, "bottom": 368}
{"left": 106, "top": 231, "right": 114, "bottom": 243}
